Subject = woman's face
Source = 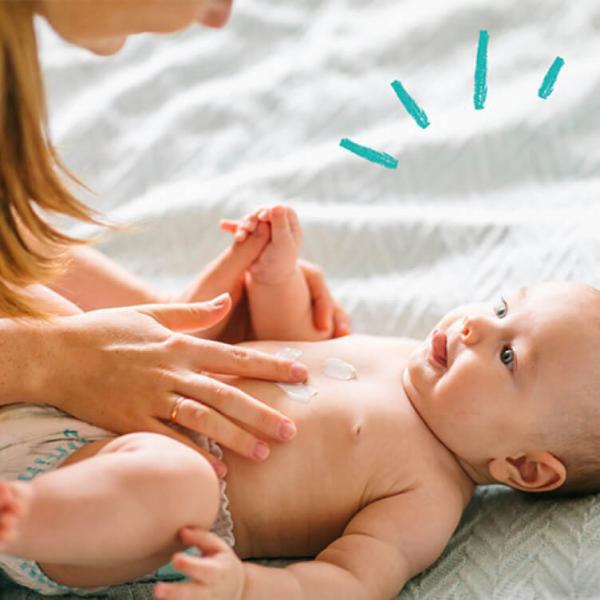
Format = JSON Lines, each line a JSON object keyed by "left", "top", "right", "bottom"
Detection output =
{"left": 34, "top": 0, "right": 233, "bottom": 55}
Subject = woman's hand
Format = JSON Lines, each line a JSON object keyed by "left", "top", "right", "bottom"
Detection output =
{"left": 37, "top": 295, "right": 305, "bottom": 476}
{"left": 298, "top": 258, "right": 351, "bottom": 338}
{"left": 154, "top": 528, "right": 244, "bottom": 600}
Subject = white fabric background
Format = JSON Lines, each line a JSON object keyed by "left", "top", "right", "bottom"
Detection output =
{"left": 37, "top": 1, "right": 600, "bottom": 597}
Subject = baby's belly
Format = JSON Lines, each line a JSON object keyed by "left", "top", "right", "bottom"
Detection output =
{"left": 217, "top": 337, "right": 418, "bottom": 559}
{"left": 222, "top": 384, "right": 371, "bottom": 558}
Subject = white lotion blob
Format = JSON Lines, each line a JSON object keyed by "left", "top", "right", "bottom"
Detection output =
{"left": 274, "top": 347, "right": 316, "bottom": 403}
{"left": 275, "top": 382, "right": 318, "bottom": 404}
{"left": 323, "top": 357, "right": 357, "bottom": 380}
{"left": 275, "top": 347, "right": 303, "bottom": 361}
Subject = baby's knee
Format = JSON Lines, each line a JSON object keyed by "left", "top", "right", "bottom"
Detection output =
{"left": 107, "top": 432, "right": 221, "bottom": 529}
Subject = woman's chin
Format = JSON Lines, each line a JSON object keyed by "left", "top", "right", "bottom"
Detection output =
{"left": 81, "top": 36, "right": 128, "bottom": 56}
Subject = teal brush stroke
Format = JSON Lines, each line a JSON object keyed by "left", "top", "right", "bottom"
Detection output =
{"left": 538, "top": 56, "right": 565, "bottom": 99}
{"left": 390, "top": 80, "right": 430, "bottom": 128}
{"left": 339, "top": 138, "right": 398, "bottom": 169}
{"left": 474, "top": 29, "right": 489, "bottom": 110}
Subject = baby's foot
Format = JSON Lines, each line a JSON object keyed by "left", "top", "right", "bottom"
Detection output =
{"left": 221, "top": 205, "right": 302, "bottom": 285}
{"left": 218, "top": 218, "right": 271, "bottom": 273}
{"left": 0, "top": 480, "right": 31, "bottom": 551}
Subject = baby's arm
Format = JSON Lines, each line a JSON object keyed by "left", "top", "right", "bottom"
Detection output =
{"left": 222, "top": 205, "right": 334, "bottom": 341}
{"left": 242, "top": 485, "right": 464, "bottom": 599}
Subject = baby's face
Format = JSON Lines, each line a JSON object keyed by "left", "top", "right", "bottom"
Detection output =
{"left": 402, "top": 282, "right": 600, "bottom": 471}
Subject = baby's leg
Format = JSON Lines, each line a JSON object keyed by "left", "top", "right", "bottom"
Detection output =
{"left": 1, "top": 432, "right": 220, "bottom": 587}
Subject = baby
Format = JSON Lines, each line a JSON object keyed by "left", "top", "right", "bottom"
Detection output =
{"left": 1, "top": 205, "right": 600, "bottom": 599}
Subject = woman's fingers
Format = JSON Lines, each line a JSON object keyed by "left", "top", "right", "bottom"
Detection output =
{"left": 138, "top": 296, "right": 232, "bottom": 333}
{"left": 299, "top": 259, "right": 351, "bottom": 335}
{"left": 165, "top": 391, "right": 280, "bottom": 460}
{"left": 333, "top": 306, "right": 352, "bottom": 337}
{"left": 219, "top": 219, "right": 238, "bottom": 234}
{"left": 299, "top": 261, "right": 333, "bottom": 331}
{"left": 174, "top": 377, "right": 296, "bottom": 447}
{"left": 184, "top": 337, "right": 307, "bottom": 383}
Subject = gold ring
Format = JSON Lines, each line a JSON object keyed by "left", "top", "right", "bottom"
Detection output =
{"left": 170, "top": 395, "right": 185, "bottom": 423}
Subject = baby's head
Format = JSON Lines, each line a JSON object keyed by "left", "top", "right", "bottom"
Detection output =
{"left": 402, "top": 281, "right": 600, "bottom": 495}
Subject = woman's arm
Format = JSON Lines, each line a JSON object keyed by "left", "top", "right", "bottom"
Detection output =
{"left": 48, "top": 245, "right": 161, "bottom": 310}
{"left": 0, "top": 318, "right": 48, "bottom": 407}
{"left": 15, "top": 213, "right": 162, "bottom": 310}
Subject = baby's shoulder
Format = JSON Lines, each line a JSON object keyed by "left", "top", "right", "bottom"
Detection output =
{"left": 353, "top": 466, "right": 472, "bottom": 579}
{"left": 417, "top": 447, "right": 475, "bottom": 514}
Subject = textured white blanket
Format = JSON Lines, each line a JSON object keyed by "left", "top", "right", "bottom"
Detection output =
{"left": 37, "top": 0, "right": 600, "bottom": 597}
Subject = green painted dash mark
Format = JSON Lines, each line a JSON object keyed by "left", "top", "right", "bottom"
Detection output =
{"left": 339, "top": 138, "right": 398, "bottom": 169}
{"left": 473, "top": 30, "right": 489, "bottom": 110}
{"left": 538, "top": 56, "right": 565, "bottom": 99}
{"left": 390, "top": 80, "right": 430, "bottom": 129}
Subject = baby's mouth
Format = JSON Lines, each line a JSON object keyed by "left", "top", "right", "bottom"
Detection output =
{"left": 430, "top": 329, "right": 447, "bottom": 369}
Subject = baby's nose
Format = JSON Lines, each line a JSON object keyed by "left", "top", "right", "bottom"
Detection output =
{"left": 457, "top": 316, "right": 478, "bottom": 344}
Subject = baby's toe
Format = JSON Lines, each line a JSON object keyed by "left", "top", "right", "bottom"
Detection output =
{"left": 0, "top": 481, "right": 30, "bottom": 547}
{"left": 270, "top": 205, "right": 289, "bottom": 230}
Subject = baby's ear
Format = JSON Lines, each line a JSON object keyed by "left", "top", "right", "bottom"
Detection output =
{"left": 488, "top": 451, "right": 566, "bottom": 492}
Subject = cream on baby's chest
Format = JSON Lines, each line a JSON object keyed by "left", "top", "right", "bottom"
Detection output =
{"left": 274, "top": 346, "right": 358, "bottom": 403}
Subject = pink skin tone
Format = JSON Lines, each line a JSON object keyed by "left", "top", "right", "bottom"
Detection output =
{"left": 0, "top": 205, "right": 334, "bottom": 597}
{"left": 2, "top": 220, "right": 596, "bottom": 598}
{"left": 156, "top": 281, "right": 600, "bottom": 598}
{"left": 0, "top": 482, "right": 30, "bottom": 552}
{"left": 403, "top": 281, "right": 600, "bottom": 491}
{"left": 155, "top": 528, "right": 245, "bottom": 600}
{"left": 220, "top": 206, "right": 302, "bottom": 284}
{"left": 34, "top": 0, "right": 234, "bottom": 55}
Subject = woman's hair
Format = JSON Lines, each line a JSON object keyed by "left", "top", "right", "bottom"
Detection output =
{"left": 0, "top": 1, "right": 121, "bottom": 320}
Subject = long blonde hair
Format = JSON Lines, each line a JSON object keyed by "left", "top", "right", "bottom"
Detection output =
{"left": 0, "top": 1, "right": 119, "bottom": 319}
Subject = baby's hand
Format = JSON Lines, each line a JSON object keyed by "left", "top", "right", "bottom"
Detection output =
{"left": 220, "top": 205, "right": 302, "bottom": 286}
{"left": 154, "top": 528, "right": 244, "bottom": 600}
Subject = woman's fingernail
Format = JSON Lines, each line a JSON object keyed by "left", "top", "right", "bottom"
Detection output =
{"left": 253, "top": 441, "right": 270, "bottom": 460}
{"left": 211, "top": 293, "right": 229, "bottom": 307}
{"left": 291, "top": 362, "right": 307, "bottom": 381}
{"left": 278, "top": 419, "right": 296, "bottom": 441}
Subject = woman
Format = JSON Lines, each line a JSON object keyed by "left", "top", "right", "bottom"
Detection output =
{"left": 0, "top": 0, "right": 350, "bottom": 474}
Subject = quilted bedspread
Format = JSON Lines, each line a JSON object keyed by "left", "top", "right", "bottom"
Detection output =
{"left": 3, "top": 0, "right": 600, "bottom": 598}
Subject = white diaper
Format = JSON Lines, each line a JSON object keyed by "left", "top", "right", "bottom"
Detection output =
{"left": 0, "top": 403, "right": 234, "bottom": 596}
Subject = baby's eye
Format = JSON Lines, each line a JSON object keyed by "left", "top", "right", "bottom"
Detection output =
{"left": 494, "top": 296, "right": 508, "bottom": 318}
{"left": 500, "top": 346, "right": 515, "bottom": 369}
